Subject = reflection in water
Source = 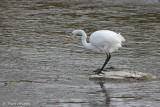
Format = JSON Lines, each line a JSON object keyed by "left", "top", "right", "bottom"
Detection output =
{"left": 98, "top": 80, "right": 110, "bottom": 106}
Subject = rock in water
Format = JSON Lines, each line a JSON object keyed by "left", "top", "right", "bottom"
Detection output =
{"left": 90, "top": 70, "right": 156, "bottom": 80}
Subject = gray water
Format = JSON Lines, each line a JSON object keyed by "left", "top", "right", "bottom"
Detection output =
{"left": 0, "top": 0, "right": 160, "bottom": 107}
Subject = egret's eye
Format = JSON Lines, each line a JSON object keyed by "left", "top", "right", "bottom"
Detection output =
{"left": 76, "top": 34, "right": 81, "bottom": 36}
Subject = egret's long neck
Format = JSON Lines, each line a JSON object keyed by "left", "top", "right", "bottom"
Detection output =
{"left": 80, "top": 31, "right": 95, "bottom": 50}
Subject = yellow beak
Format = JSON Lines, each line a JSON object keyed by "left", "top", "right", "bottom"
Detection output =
{"left": 65, "top": 34, "right": 72, "bottom": 43}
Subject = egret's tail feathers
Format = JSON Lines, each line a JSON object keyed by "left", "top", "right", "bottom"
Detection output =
{"left": 117, "top": 34, "right": 125, "bottom": 42}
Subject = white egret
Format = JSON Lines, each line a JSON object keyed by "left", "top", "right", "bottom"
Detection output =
{"left": 66, "top": 30, "right": 125, "bottom": 74}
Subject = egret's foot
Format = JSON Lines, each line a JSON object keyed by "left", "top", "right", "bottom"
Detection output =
{"left": 93, "top": 69, "right": 104, "bottom": 74}
{"left": 108, "top": 66, "right": 115, "bottom": 70}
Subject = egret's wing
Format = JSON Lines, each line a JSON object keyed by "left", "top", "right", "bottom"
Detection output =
{"left": 90, "top": 30, "right": 121, "bottom": 44}
{"left": 89, "top": 30, "right": 125, "bottom": 53}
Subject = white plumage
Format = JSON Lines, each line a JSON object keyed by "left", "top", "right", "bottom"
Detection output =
{"left": 66, "top": 29, "right": 125, "bottom": 74}
{"left": 89, "top": 30, "right": 125, "bottom": 53}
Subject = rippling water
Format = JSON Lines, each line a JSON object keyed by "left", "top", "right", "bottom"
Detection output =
{"left": 0, "top": 0, "right": 160, "bottom": 106}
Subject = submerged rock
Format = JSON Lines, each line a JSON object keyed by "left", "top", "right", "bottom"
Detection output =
{"left": 90, "top": 70, "right": 156, "bottom": 80}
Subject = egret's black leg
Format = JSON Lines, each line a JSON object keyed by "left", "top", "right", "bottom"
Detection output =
{"left": 93, "top": 53, "right": 111, "bottom": 74}
{"left": 101, "top": 53, "right": 111, "bottom": 70}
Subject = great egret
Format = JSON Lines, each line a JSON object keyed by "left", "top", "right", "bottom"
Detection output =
{"left": 66, "top": 30, "right": 125, "bottom": 74}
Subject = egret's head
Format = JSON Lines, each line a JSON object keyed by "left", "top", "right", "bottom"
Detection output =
{"left": 72, "top": 30, "right": 81, "bottom": 35}
{"left": 65, "top": 30, "right": 83, "bottom": 43}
